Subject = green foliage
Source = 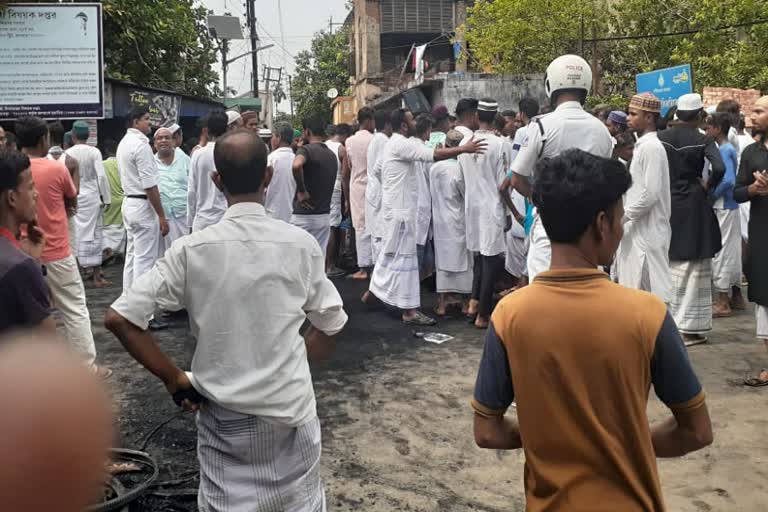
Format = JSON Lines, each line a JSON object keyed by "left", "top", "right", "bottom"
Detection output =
{"left": 8, "top": 0, "right": 220, "bottom": 98}
{"left": 465, "top": 0, "right": 610, "bottom": 74}
{"left": 292, "top": 29, "right": 351, "bottom": 124}
{"left": 466, "top": 0, "right": 768, "bottom": 97}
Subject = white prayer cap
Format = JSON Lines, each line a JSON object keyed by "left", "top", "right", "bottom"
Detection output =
{"left": 167, "top": 123, "right": 181, "bottom": 135}
{"left": 477, "top": 99, "right": 499, "bottom": 112}
{"left": 677, "top": 93, "right": 703, "bottom": 112}
{"left": 226, "top": 111, "right": 242, "bottom": 126}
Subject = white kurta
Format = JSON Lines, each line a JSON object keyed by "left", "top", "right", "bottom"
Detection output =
{"left": 265, "top": 147, "right": 296, "bottom": 223}
{"left": 67, "top": 144, "right": 111, "bottom": 266}
{"left": 188, "top": 142, "right": 226, "bottom": 232}
{"left": 365, "top": 132, "right": 390, "bottom": 254}
{"left": 505, "top": 190, "right": 528, "bottom": 278}
{"left": 429, "top": 159, "right": 472, "bottom": 293}
{"left": 369, "top": 134, "right": 435, "bottom": 309}
{"left": 415, "top": 160, "right": 432, "bottom": 246}
{"left": 615, "top": 131, "right": 672, "bottom": 302}
{"left": 458, "top": 130, "right": 508, "bottom": 257}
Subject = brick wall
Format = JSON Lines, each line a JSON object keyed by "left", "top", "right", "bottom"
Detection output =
{"left": 703, "top": 86, "right": 762, "bottom": 128}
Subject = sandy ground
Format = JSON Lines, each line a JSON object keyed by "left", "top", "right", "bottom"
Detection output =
{"left": 83, "top": 265, "right": 768, "bottom": 511}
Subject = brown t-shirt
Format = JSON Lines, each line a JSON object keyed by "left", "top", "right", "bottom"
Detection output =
{"left": 472, "top": 268, "right": 705, "bottom": 512}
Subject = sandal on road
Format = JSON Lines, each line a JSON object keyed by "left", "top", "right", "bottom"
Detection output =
{"left": 683, "top": 334, "right": 708, "bottom": 347}
{"left": 403, "top": 311, "right": 437, "bottom": 326}
{"left": 744, "top": 369, "right": 768, "bottom": 387}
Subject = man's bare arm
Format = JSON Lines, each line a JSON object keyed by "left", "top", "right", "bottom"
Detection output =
{"left": 304, "top": 325, "right": 337, "bottom": 363}
{"left": 340, "top": 146, "right": 351, "bottom": 214}
{"left": 474, "top": 414, "right": 523, "bottom": 450}
{"left": 292, "top": 154, "right": 308, "bottom": 193}
{"left": 651, "top": 402, "right": 713, "bottom": 458}
{"left": 64, "top": 155, "right": 79, "bottom": 212}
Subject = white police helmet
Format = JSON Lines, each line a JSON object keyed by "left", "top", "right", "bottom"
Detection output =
{"left": 544, "top": 54, "right": 593, "bottom": 99}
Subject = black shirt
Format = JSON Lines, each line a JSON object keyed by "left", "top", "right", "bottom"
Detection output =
{"left": 293, "top": 143, "right": 338, "bottom": 215}
{"left": 0, "top": 236, "right": 51, "bottom": 334}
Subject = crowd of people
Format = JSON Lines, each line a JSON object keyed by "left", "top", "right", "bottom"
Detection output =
{"left": 0, "top": 52, "right": 767, "bottom": 511}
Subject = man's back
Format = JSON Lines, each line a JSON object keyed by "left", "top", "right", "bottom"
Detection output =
{"left": 293, "top": 143, "right": 337, "bottom": 216}
{"left": 188, "top": 142, "right": 226, "bottom": 231}
{"left": 29, "top": 157, "right": 77, "bottom": 263}
{"left": 265, "top": 147, "right": 296, "bottom": 223}
{"left": 476, "top": 269, "right": 704, "bottom": 511}
{"left": 112, "top": 202, "right": 346, "bottom": 425}
{"left": 458, "top": 130, "right": 507, "bottom": 255}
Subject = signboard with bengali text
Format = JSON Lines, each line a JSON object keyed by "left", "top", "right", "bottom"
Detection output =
{"left": 0, "top": 3, "right": 104, "bottom": 120}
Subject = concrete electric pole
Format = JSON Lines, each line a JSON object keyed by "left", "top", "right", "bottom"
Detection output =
{"left": 246, "top": 0, "right": 259, "bottom": 99}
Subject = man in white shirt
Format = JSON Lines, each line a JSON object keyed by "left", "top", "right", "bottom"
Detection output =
{"left": 454, "top": 98, "right": 479, "bottom": 140}
{"left": 345, "top": 108, "right": 376, "bottom": 279}
{"left": 188, "top": 111, "right": 228, "bottom": 232}
{"left": 501, "top": 55, "right": 613, "bottom": 280}
{"left": 369, "top": 109, "right": 485, "bottom": 325}
{"left": 459, "top": 99, "right": 509, "bottom": 329}
{"left": 105, "top": 130, "right": 347, "bottom": 512}
{"left": 365, "top": 110, "right": 392, "bottom": 269}
{"left": 615, "top": 93, "right": 672, "bottom": 302}
{"left": 116, "top": 107, "right": 169, "bottom": 298}
{"left": 265, "top": 123, "right": 296, "bottom": 223}
{"left": 430, "top": 130, "right": 472, "bottom": 316}
{"left": 67, "top": 120, "right": 111, "bottom": 286}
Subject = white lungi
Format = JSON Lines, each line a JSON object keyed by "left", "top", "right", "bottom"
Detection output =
{"left": 371, "top": 236, "right": 383, "bottom": 266}
{"left": 68, "top": 215, "right": 77, "bottom": 256}
{"left": 122, "top": 197, "right": 160, "bottom": 292}
{"left": 355, "top": 226, "right": 372, "bottom": 268}
{"left": 75, "top": 193, "right": 104, "bottom": 268}
{"left": 757, "top": 305, "right": 768, "bottom": 340}
{"left": 197, "top": 401, "right": 325, "bottom": 512}
{"left": 526, "top": 214, "right": 550, "bottom": 280}
{"left": 712, "top": 208, "right": 742, "bottom": 292}
{"left": 329, "top": 187, "right": 342, "bottom": 228}
{"left": 45, "top": 255, "right": 97, "bottom": 367}
{"left": 162, "top": 214, "right": 189, "bottom": 254}
{"left": 102, "top": 225, "right": 126, "bottom": 256}
{"left": 670, "top": 259, "right": 713, "bottom": 334}
{"left": 291, "top": 214, "right": 331, "bottom": 257}
{"left": 505, "top": 231, "right": 528, "bottom": 278}
{"left": 370, "top": 221, "right": 420, "bottom": 310}
{"left": 740, "top": 202, "right": 750, "bottom": 242}
{"left": 436, "top": 249, "right": 473, "bottom": 295}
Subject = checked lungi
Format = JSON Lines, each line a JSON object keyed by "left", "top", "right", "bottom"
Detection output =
{"left": 669, "top": 259, "right": 713, "bottom": 335}
{"left": 196, "top": 401, "right": 326, "bottom": 512}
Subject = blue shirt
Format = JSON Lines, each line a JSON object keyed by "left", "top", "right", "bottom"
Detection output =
{"left": 712, "top": 142, "right": 738, "bottom": 210}
{"left": 156, "top": 148, "right": 190, "bottom": 218}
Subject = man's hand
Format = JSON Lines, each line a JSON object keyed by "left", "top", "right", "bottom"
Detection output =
{"left": 164, "top": 369, "right": 202, "bottom": 412}
{"left": 20, "top": 223, "right": 45, "bottom": 261}
{"left": 462, "top": 135, "right": 488, "bottom": 155}
{"left": 159, "top": 216, "right": 170, "bottom": 237}
{"left": 297, "top": 191, "right": 314, "bottom": 210}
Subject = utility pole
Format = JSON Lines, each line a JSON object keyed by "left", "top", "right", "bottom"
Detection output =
{"left": 221, "top": 39, "right": 230, "bottom": 99}
{"left": 246, "top": 0, "right": 259, "bottom": 99}
{"left": 591, "top": 23, "right": 599, "bottom": 95}
{"left": 288, "top": 75, "right": 294, "bottom": 117}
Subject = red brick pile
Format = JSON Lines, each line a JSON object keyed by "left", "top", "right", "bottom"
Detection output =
{"left": 703, "top": 87, "right": 763, "bottom": 128}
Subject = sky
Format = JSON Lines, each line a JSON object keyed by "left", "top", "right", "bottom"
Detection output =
{"left": 202, "top": 0, "right": 350, "bottom": 112}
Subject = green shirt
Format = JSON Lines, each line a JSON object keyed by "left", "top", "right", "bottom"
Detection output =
{"left": 102, "top": 158, "right": 123, "bottom": 226}
{"left": 156, "top": 148, "right": 190, "bottom": 218}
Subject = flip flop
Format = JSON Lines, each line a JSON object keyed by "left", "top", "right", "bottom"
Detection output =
{"left": 744, "top": 369, "right": 768, "bottom": 387}
{"left": 403, "top": 311, "right": 437, "bottom": 326}
{"left": 683, "top": 336, "right": 708, "bottom": 347}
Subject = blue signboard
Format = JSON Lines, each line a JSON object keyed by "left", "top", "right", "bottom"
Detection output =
{"left": 636, "top": 64, "right": 693, "bottom": 116}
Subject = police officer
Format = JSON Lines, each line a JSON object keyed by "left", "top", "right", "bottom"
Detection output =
{"left": 501, "top": 54, "right": 613, "bottom": 279}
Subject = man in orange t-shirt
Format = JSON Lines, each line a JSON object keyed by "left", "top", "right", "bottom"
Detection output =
{"left": 472, "top": 150, "right": 713, "bottom": 511}
{"left": 16, "top": 117, "right": 110, "bottom": 378}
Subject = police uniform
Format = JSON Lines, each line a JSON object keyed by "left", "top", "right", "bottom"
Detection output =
{"left": 510, "top": 101, "right": 613, "bottom": 279}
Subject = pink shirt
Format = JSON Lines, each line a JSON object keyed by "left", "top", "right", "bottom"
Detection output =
{"left": 30, "top": 157, "right": 77, "bottom": 263}
{"left": 345, "top": 129, "right": 374, "bottom": 229}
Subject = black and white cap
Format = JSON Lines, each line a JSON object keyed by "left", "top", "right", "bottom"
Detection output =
{"left": 477, "top": 99, "right": 499, "bottom": 112}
